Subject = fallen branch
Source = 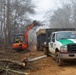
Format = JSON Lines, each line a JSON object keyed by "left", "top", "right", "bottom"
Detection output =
{"left": 0, "top": 59, "right": 26, "bottom": 67}
{"left": 0, "top": 67, "right": 29, "bottom": 75}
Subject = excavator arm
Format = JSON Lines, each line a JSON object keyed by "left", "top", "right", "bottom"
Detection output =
{"left": 24, "top": 20, "right": 39, "bottom": 48}
{"left": 24, "top": 22, "right": 34, "bottom": 47}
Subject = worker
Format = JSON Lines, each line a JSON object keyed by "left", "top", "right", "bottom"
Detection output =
{"left": 15, "top": 37, "right": 20, "bottom": 43}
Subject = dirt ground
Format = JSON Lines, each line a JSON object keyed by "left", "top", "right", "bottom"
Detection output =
{"left": 0, "top": 45, "right": 76, "bottom": 75}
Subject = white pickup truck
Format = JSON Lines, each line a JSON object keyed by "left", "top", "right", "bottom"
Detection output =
{"left": 36, "top": 28, "right": 76, "bottom": 65}
{"left": 48, "top": 31, "right": 76, "bottom": 65}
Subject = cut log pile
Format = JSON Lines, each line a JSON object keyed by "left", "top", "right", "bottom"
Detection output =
{"left": 0, "top": 55, "right": 47, "bottom": 75}
{"left": 0, "top": 58, "right": 28, "bottom": 75}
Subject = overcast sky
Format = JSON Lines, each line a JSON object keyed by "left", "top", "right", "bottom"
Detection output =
{"left": 30, "top": 0, "right": 62, "bottom": 21}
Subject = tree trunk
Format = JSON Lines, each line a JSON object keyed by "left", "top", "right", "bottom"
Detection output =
{"left": 3, "top": 0, "right": 7, "bottom": 49}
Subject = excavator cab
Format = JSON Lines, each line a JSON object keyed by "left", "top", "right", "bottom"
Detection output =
{"left": 13, "top": 34, "right": 28, "bottom": 50}
{"left": 14, "top": 34, "right": 24, "bottom": 43}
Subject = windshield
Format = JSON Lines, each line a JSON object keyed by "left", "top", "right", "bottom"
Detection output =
{"left": 56, "top": 32, "right": 76, "bottom": 40}
{"left": 15, "top": 35, "right": 25, "bottom": 42}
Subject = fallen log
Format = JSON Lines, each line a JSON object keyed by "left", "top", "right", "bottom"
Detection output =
{"left": 0, "top": 59, "right": 26, "bottom": 67}
{"left": 0, "top": 67, "right": 29, "bottom": 75}
{"left": 28, "top": 55, "right": 47, "bottom": 62}
{"left": 21, "top": 55, "right": 47, "bottom": 62}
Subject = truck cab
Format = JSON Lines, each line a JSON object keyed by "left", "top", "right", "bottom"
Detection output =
{"left": 48, "top": 31, "right": 76, "bottom": 65}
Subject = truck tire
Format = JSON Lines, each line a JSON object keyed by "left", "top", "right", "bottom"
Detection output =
{"left": 55, "top": 52, "right": 63, "bottom": 66}
{"left": 36, "top": 46, "right": 38, "bottom": 51}
{"left": 40, "top": 46, "right": 43, "bottom": 51}
{"left": 36, "top": 45, "right": 43, "bottom": 51}
{"left": 43, "top": 47, "right": 49, "bottom": 56}
{"left": 36, "top": 45, "right": 40, "bottom": 51}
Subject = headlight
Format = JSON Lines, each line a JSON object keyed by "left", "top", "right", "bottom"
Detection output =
{"left": 60, "top": 46, "right": 67, "bottom": 53}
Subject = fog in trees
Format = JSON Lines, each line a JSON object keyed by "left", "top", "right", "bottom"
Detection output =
{"left": 47, "top": 0, "right": 76, "bottom": 28}
{"left": 0, "top": 0, "right": 36, "bottom": 48}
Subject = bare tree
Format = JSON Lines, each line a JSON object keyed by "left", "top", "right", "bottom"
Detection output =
{"left": 3, "top": 0, "right": 6, "bottom": 49}
{"left": 48, "top": 0, "right": 76, "bottom": 28}
{"left": 0, "top": 0, "right": 36, "bottom": 49}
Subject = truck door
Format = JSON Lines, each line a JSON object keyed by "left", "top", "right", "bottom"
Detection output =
{"left": 49, "top": 33, "right": 55, "bottom": 54}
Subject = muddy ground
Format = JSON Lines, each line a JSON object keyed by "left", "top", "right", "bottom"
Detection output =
{"left": 0, "top": 45, "right": 76, "bottom": 75}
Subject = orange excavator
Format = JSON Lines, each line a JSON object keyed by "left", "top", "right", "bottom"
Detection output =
{"left": 13, "top": 20, "right": 39, "bottom": 51}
